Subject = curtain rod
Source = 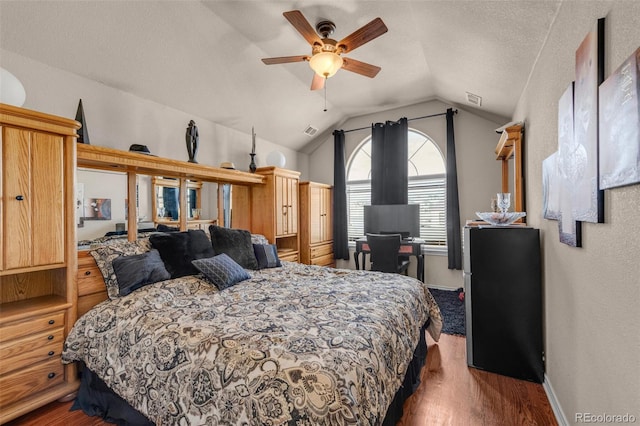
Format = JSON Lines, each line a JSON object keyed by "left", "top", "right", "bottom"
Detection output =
{"left": 341, "top": 109, "right": 457, "bottom": 134}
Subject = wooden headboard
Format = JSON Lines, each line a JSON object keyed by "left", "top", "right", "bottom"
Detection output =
{"left": 77, "top": 251, "right": 108, "bottom": 317}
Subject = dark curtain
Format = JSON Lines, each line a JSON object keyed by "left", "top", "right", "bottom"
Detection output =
{"left": 446, "top": 108, "right": 462, "bottom": 270}
{"left": 333, "top": 130, "right": 350, "bottom": 260}
{"left": 371, "top": 118, "right": 408, "bottom": 205}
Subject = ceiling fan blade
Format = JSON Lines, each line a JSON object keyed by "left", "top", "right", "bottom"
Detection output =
{"left": 337, "top": 18, "right": 388, "bottom": 53}
{"left": 262, "top": 55, "right": 309, "bottom": 65}
{"left": 283, "top": 10, "right": 322, "bottom": 46}
{"left": 342, "top": 58, "right": 381, "bottom": 78}
{"left": 310, "top": 73, "right": 325, "bottom": 91}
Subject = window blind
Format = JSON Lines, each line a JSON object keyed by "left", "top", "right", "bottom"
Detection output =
{"left": 347, "top": 175, "right": 446, "bottom": 244}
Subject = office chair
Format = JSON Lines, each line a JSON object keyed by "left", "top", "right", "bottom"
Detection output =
{"left": 366, "top": 233, "right": 410, "bottom": 275}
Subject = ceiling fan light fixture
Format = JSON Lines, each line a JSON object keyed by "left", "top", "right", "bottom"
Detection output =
{"left": 309, "top": 52, "right": 343, "bottom": 78}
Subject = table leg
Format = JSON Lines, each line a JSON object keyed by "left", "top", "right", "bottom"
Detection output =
{"left": 354, "top": 251, "right": 361, "bottom": 270}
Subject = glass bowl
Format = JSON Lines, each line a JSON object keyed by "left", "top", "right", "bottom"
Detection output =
{"left": 476, "top": 211, "right": 526, "bottom": 226}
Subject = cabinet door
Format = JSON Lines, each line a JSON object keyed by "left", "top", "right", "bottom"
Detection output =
{"left": 287, "top": 177, "right": 298, "bottom": 234}
{"left": 2, "top": 128, "right": 64, "bottom": 269}
{"left": 275, "top": 175, "right": 286, "bottom": 236}
{"left": 309, "top": 186, "right": 322, "bottom": 244}
{"left": 3, "top": 127, "right": 31, "bottom": 269}
{"left": 32, "top": 132, "right": 65, "bottom": 266}
{"left": 275, "top": 176, "right": 298, "bottom": 237}
{"left": 321, "top": 187, "right": 333, "bottom": 242}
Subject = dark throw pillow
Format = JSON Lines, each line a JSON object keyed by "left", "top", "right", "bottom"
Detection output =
{"left": 149, "top": 230, "right": 215, "bottom": 278}
{"left": 253, "top": 244, "right": 282, "bottom": 269}
{"left": 192, "top": 254, "right": 250, "bottom": 290}
{"left": 208, "top": 225, "right": 259, "bottom": 270}
{"left": 111, "top": 249, "right": 171, "bottom": 296}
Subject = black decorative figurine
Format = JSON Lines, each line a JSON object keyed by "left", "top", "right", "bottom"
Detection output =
{"left": 186, "top": 120, "right": 199, "bottom": 163}
{"left": 249, "top": 153, "right": 257, "bottom": 173}
{"left": 75, "top": 99, "right": 90, "bottom": 144}
{"left": 249, "top": 126, "right": 257, "bottom": 172}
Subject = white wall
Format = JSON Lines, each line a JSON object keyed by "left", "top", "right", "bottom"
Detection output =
{"left": 512, "top": 2, "right": 640, "bottom": 424}
{"left": 308, "top": 99, "right": 506, "bottom": 288}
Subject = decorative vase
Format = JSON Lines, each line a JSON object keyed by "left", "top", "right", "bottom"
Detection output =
{"left": 249, "top": 153, "right": 257, "bottom": 173}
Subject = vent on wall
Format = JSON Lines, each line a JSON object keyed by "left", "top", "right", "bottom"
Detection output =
{"left": 466, "top": 92, "right": 482, "bottom": 106}
{"left": 303, "top": 125, "right": 318, "bottom": 137}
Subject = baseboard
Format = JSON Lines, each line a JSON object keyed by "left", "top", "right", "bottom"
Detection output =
{"left": 427, "top": 284, "right": 461, "bottom": 291}
{"left": 543, "top": 374, "right": 569, "bottom": 426}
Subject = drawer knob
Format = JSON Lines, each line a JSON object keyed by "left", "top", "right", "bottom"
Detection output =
{"left": 47, "top": 335, "right": 54, "bottom": 340}
{"left": 84, "top": 270, "right": 91, "bottom": 276}
{"left": 48, "top": 372, "right": 56, "bottom": 379}
{"left": 48, "top": 351, "right": 55, "bottom": 356}
{"left": 16, "top": 195, "right": 24, "bottom": 201}
{"left": 48, "top": 320, "right": 55, "bottom": 325}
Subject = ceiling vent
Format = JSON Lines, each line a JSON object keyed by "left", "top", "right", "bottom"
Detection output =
{"left": 466, "top": 92, "right": 482, "bottom": 107}
{"left": 303, "top": 125, "right": 318, "bottom": 137}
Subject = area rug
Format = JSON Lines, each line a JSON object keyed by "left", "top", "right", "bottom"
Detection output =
{"left": 429, "top": 287, "right": 466, "bottom": 336}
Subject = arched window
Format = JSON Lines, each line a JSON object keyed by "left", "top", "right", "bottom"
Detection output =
{"left": 346, "top": 129, "right": 447, "bottom": 244}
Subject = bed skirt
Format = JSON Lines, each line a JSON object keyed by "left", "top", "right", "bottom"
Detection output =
{"left": 71, "top": 320, "right": 429, "bottom": 425}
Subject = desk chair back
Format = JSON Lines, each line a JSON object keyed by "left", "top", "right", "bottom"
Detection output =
{"left": 366, "top": 233, "right": 410, "bottom": 274}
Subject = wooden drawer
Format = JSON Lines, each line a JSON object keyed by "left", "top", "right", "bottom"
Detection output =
{"left": 0, "top": 357, "right": 64, "bottom": 407}
{"left": 312, "top": 253, "right": 335, "bottom": 267}
{"left": 78, "top": 291, "right": 108, "bottom": 318}
{"left": 279, "top": 251, "right": 299, "bottom": 262}
{"left": 78, "top": 264, "right": 105, "bottom": 296}
{"left": 0, "top": 328, "right": 64, "bottom": 375}
{"left": 0, "top": 311, "right": 65, "bottom": 343}
{"left": 310, "top": 242, "right": 333, "bottom": 258}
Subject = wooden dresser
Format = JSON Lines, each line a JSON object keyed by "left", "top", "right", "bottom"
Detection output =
{"left": 232, "top": 167, "right": 300, "bottom": 262}
{"left": 299, "top": 182, "right": 334, "bottom": 266}
{"left": 0, "top": 104, "right": 80, "bottom": 423}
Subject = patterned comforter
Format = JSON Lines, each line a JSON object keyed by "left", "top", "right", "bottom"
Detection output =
{"left": 63, "top": 262, "right": 442, "bottom": 425}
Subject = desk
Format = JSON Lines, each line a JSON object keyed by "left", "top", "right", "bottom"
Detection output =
{"left": 354, "top": 238, "right": 426, "bottom": 282}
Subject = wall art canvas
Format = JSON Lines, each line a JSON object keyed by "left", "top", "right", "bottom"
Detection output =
{"left": 542, "top": 152, "right": 560, "bottom": 220}
{"left": 556, "top": 82, "right": 582, "bottom": 247}
{"left": 83, "top": 198, "right": 111, "bottom": 220}
{"left": 599, "top": 47, "right": 640, "bottom": 189}
{"left": 573, "top": 17, "right": 605, "bottom": 222}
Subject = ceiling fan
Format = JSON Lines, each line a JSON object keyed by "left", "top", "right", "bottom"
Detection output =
{"left": 262, "top": 10, "right": 388, "bottom": 90}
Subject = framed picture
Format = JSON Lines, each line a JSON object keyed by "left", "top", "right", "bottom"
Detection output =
{"left": 83, "top": 198, "right": 111, "bottom": 221}
{"left": 573, "top": 17, "right": 605, "bottom": 223}
{"left": 599, "top": 47, "right": 640, "bottom": 189}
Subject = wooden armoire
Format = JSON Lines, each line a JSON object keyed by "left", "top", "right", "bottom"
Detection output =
{"left": 0, "top": 104, "right": 80, "bottom": 423}
{"left": 232, "top": 167, "right": 300, "bottom": 262}
{"left": 299, "top": 182, "right": 334, "bottom": 266}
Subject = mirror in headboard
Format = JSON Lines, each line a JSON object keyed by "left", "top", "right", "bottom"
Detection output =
{"left": 77, "top": 168, "right": 153, "bottom": 241}
{"left": 152, "top": 177, "right": 215, "bottom": 229}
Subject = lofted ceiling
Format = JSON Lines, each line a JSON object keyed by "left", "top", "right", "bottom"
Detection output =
{"left": 0, "top": 1, "right": 561, "bottom": 152}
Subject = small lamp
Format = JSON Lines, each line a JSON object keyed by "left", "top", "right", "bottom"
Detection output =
{"left": 266, "top": 151, "right": 286, "bottom": 168}
{"left": 0, "top": 68, "right": 26, "bottom": 107}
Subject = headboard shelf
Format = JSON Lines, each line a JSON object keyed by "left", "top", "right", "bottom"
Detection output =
{"left": 77, "top": 144, "right": 264, "bottom": 186}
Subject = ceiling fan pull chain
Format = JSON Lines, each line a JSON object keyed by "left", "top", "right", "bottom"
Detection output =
{"left": 324, "top": 77, "right": 328, "bottom": 112}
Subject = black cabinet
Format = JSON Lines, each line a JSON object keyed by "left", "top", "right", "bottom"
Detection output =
{"left": 463, "top": 226, "right": 543, "bottom": 383}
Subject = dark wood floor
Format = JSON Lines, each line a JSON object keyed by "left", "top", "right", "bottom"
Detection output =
{"left": 8, "top": 334, "right": 557, "bottom": 426}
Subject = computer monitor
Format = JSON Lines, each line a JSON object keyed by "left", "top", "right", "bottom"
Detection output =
{"left": 364, "top": 204, "right": 420, "bottom": 239}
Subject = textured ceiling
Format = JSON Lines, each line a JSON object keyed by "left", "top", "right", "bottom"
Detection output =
{"left": 0, "top": 1, "right": 561, "bottom": 151}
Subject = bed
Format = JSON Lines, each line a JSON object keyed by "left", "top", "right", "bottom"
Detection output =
{"left": 63, "top": 231, "right": 442, "bottom": 426}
